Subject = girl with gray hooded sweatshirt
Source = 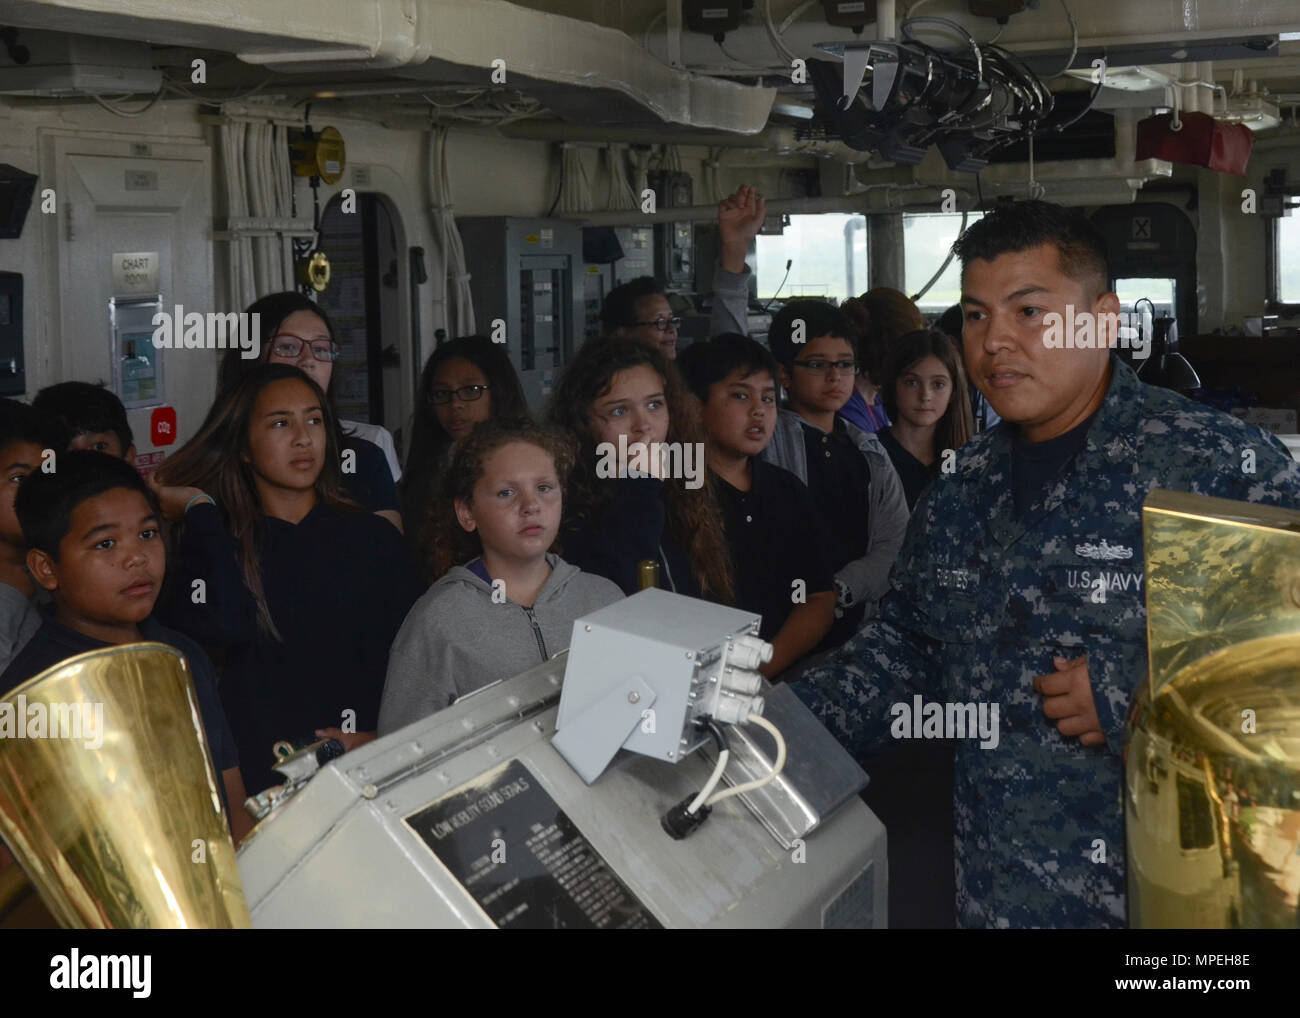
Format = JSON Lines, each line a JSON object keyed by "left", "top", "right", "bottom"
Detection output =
{"left": 379, "top": 419, "right": 623, "bottom": 734}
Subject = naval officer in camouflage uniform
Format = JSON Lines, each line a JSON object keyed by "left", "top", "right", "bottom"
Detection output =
{"left": 778, "top": 201, "right": 1300, "bottom": 928}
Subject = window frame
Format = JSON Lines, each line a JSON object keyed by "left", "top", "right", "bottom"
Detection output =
{"left": 901, "top": 208, "right": 985, "bottom": 312}
{"left": 1264, "top": 194, "right": 1300, "bottom": 316}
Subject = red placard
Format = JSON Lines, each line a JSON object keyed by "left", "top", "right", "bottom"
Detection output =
{"left": 151, "top": 406, "right": 178, "bottom": 447}
{"left": 134, "top": 450, "right": 165, "bottom": 478}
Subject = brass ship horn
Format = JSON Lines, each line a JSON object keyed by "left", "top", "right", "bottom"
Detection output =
{"left": 1128, "top": 490, "right": 1300, "bottom": 929}
{"left": 0, "top": 642, "right": 251, "bottom": 928}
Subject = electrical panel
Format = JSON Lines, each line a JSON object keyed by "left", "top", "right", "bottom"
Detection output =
{"left": 0, "top": 273, "right": 25, "bottom": 396}
{"left": 581, "top": 262, "right": 610, "bottom": 342}
{"left": 613, "top": 226, "right": 654, "bottom": 284}
{"left": 649, "top": 172, "right": 694, "bottom": 290}
{"left": 582, "top": 226, "right": 656, "bottom": 341}
{"left": 458, "top": 217, "right": 584, "bottom": 410}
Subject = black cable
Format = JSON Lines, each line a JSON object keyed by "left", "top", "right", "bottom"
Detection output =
{"left": 546, "top": 149, "right": 564, "bottom": 217}
{"left": 701, "top": 716, "right": 730, "bottom": 755}
{"left": 762, "top": 259, "right": 793, "bottom": 312}
{"left": 901, "top": 16, "right": 983, "bottom": 85}
{"left": 975, "top": 171, "right": 984, "bottom": 210}
{"left": 1037, "top": 74, "right": 1104, "bottom": 136}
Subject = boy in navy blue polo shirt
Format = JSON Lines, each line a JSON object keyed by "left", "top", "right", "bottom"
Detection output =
{"left": 679, "top": 335, "right": 836, "bottom": 679}
{"left": 0, "top": 451, "right": 250, "bottom": 843}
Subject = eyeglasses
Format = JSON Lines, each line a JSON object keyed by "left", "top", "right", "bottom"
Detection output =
{"left": 791, "top": 359, "right": 857, "bottom": 375}
{"left": 634, "top": 316, "right": 682, "bottom": 333}
{"left": 430, "top": 384, "right": 490, "bottom": 405}
{"left": 270, "top": 333, "right": 340, "bottom": 362}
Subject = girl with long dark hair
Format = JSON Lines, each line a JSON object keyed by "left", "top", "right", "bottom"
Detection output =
{"left": 152, "top": 363, "right": 424, "bottom": 792}
{"left": 219, "top": 292, "right": 402, "bottom": 531}
{"left": 878, "top": 328, "right": 975, "bottom": 510}
{"left": 548, "top": 337, "right": 733, "bottom": 603}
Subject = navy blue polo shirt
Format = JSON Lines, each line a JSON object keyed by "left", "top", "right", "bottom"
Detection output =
{"left": 713, "top": 459, "right": 835, "bottom": 642}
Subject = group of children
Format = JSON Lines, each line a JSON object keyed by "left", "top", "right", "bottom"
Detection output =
{"left": 0, "top": 232, "right": 977, "bottom": 871}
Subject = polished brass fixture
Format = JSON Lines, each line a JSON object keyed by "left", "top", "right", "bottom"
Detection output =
{"left": 0, "top": 643, "right": 251, "bottom": 928}
{"left": 1127, "top": 490, "right": 1300, "bottom": 928}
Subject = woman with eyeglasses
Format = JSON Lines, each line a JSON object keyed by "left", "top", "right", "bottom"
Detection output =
{"left": 599, "top": 276, "right": 682, "bottom": 361}
{"left": 151, "top": 364, "right": 425, "bottom": 793}
{"left": 401, "top": 337, "right": 529, "bottom": 577}
{"left": 760, "top": 299, "right": 910, "bottom": 652}
{"left": 217, "top": 292, "right": 402, "bottom": 532}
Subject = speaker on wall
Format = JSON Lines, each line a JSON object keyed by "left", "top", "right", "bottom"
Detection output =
{"left": 0, "top": 164, "right": 38, "bottom": 240}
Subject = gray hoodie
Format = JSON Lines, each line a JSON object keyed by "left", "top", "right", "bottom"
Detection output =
{"left": 378, "top": 554, "right": 623, "bottom": 735}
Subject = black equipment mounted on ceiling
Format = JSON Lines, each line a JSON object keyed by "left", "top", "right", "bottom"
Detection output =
{"left": 821, "top": 1, "right": 876, "bottom": 31}
{"left": 968, "top": 0, "right": 1029, "bottom": 16}
{"left": 0, "top": 164, "right": 37, "bottom": 240}
{"left": 808, "top": 20, "right": 1059, "bottom": 172}
{"left": 684, "top": 1, "right": 745, "bottom": 36}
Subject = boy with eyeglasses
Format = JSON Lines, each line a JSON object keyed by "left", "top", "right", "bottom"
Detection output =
{"left": 764, "top": 300, "right": 909, "bottom": 649}
{"left": 600, "top": 276, "right": 681, "bottom": 360}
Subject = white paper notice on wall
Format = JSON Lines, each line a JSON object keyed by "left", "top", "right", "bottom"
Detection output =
{"left": 112, "top": 252, "right": 160, "bottom": 296}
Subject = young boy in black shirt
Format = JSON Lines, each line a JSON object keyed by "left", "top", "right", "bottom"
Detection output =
{"left": 679, "top": 334, "right": 836, "bottom": 678}
{"left": 0, "top": 451, "right": 250, "bottom": 842}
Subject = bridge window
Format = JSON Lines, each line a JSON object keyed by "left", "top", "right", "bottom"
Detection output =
{"left": 755, "top": 213, "right": 868, "bottom": 303}
{"left": 1275, "top": 205, "right": 1300, "bottom": 305}
{"left": 1115, "top": 278, "right": 1177, "bottom": 318}
{"left": 903, "top": 212, "right": 984, "bottom": 313}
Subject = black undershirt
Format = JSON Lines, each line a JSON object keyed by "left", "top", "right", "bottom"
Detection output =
{"left": 1010, "top": 411, "right": 1097, "bottom": 518}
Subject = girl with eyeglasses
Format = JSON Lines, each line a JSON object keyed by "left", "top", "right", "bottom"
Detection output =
{"left": 218, "top": 292, "right": 402, "bottom": 532}
{"left": 151, "top": 364, "right": 425, "bottom": 793}
{"left": 401, "top": 337, "right": 529, "bottom": 577}
{"left": 548, "top": 337, "right": 733, "bottom": 603}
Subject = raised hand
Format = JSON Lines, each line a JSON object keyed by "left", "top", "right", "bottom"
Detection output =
{"left": 717, "top": 185, "right": 767, "bottom": 273}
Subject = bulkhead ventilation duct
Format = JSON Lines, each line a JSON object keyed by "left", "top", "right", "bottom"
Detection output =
{"left": 0, "top": 0, "right": 776, "bottom": 132}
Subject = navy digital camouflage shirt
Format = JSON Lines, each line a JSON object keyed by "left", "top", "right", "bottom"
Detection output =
{"left": 789, "top": 355, "right": 1300, "bottom": 928}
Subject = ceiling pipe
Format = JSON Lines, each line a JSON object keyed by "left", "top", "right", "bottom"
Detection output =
{"left": 497, "top": 119, "right": 877, "bottom": 162}
{"left": 560, "top": 184, "right": 952, "bottom": 226}
{"left": 877, "top": 0, "right": 897, "bottom": 41}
